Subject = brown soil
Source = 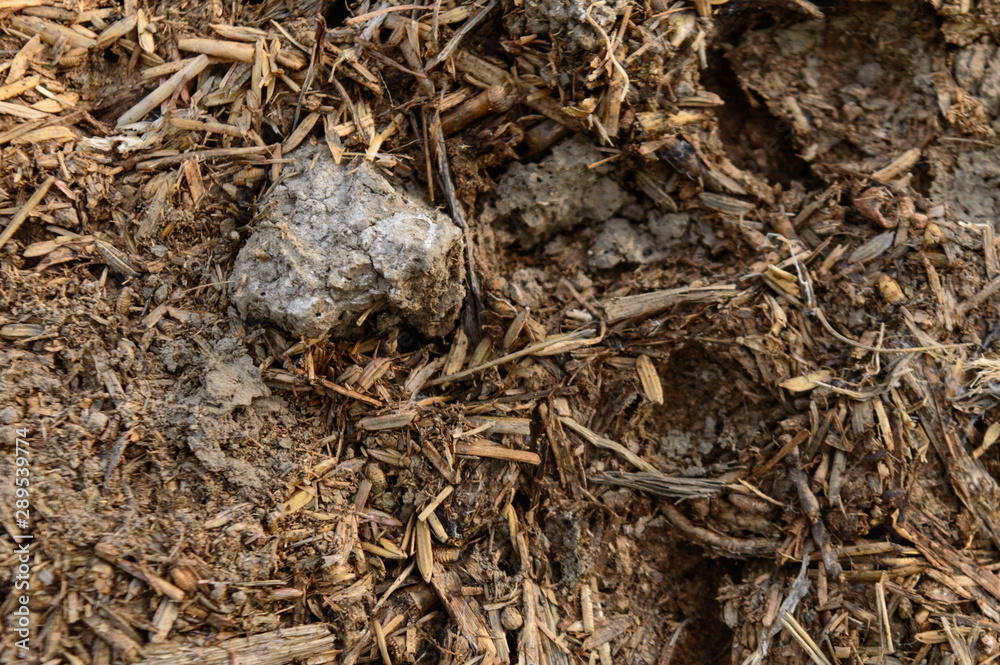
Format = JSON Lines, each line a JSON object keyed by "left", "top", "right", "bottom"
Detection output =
{"left": 2, "top": 0, "right": 1000, "bottom": 664}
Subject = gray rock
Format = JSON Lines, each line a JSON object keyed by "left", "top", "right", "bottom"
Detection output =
{"left": 588, "top": 218, "right": 664, "bottom": 269}
{"left": 230, "top": 147, "right": 465, "bottom": 338}
{"left": 930, "top": 149, "right": 1000, "bottom": 226}
{"left": 0, "top": 405, "right": 22, "bottom": 425}
{"left": 84, "top": 410, "right": 109, "bottom": 434}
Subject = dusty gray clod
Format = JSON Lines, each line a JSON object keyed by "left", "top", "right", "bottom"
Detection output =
{"left": 230, "top": 147, "right": 465, "bottom": 339}
{"left": 504, "top": 0, "right": 628, "bottom": 54}
{"left": 483, "top": 138, "right": 628, "bottom": 247}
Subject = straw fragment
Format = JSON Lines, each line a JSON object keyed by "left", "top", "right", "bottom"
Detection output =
{"left": 0, "top": 176, "right": 53, "bottom": 252}
{"left": 117, "top": 55, "right": 209, "bottom": 127}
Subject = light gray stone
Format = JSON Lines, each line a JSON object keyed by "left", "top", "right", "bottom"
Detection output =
{"left": 230, "top": 147, "right": 465, "bottom": 338}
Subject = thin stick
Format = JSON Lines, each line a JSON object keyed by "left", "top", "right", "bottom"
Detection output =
{"left": 332, "top": 76, "right": 369, "bottom": 143}
{"left": 657, "top": 618, "right": 690, "bottom": 665}
{"left": 584, "top": 1, "right": 629, "bottom": 102}
{"left": 560, "top": 416, "right": 658, "bottom": 473}
{"left": 423, "top": 0, "right": 499, "bottom": 72}
{"left": 781, "top": 611, "right": 833, "bottom": 665}
{"left": 813, "top": 307, "right": 972, "bottom": 354}
{"left": 117, "top": 54, "right": 209, "bottom": 127}
{"left": 432, "top": 119, "right": 483, "bottom": 341}
{"left": 875, "top": 580, "right": 894, "bottom": 653}
{"left": 417, "top": 485, "right": 454, "bottom": 522}
{"left": 0, "top": 176, "right": 53, "bottom": 251}
{"left": 294, "top": 17, "right": 326, "bottom": 129}
{"left": 135, "top": 146, "right": 269, "bottom": 171}
{"left": 454, "top": 441, "right": 541, "bottom": 465}
{"left": 423, "top": 329, "right": 593, "bottom": 386}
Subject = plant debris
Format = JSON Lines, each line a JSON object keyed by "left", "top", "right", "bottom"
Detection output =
{"left": 2, "top": 0, "right": 1000, "bottom": 663}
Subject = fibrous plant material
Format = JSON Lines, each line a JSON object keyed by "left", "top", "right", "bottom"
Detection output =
{"left": 5, "top": 1, "right": 1000, "bottom": 665}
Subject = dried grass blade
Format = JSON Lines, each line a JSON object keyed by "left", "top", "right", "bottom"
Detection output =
{"left": 941, "top": 617, "right": 974, "bottom": 665}
{"left": 0, "top": 176, "right": 53, "bottom": 252}
{"left": 372, "top": 617, "right": 393, "bottom": 665}
{"left": 282, "top": 112, "right": 320, "bottom": 154}
{"left": 603, "top": 284, "right": 739, "bottom": 323}
{"left": 635, "top": 354, "right": 663, "bottom": 404}
{"left": 360, "top": 541, "right": 407, "bottom": 560}
{"left": 872, "top": 148, "right": 920, "bottom": 182}
{"left": 780, "top": 611, "right": 833, "bottom": 665}
{"left": 590, "top": 471, "right": 724, "bottom": 498}
{"left": 503, "top": 308, "right": 529, "bottom": 350}
{"left": 425, "top": 510, "right": 449, "bottom": 542}
{"left": 93, "top": 241, "right": 139, "bottom": 279}
{"left": 465, "top": 416, "right": 531, "bottom": 436}
{"left": 875, "top": 579, "right": 893, "bottom": 653}
{"left": 208, "top": 23, "right": 267, "bottom": 41}
{"left": 559, "top": 416, "right": 659, "bottom": 474}
{"left": 454, "top": 441, "right": 541, "bottom": 465}
{"left": 424, "top": 328, "right": 594, "bottom": 387}
{"left": 371, "top": 561, "right": 415, "bottom": 614}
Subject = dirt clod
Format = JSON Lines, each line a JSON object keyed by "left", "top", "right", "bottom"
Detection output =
{"left": 930, "top": 149, "right": 1000, "bottom": 226}
{"left": 506, "top": 0, "right": 628, "bottom": 53}
{"left": 484, "top": 137, "right": 629, "bottom": 247}
{"left": 230, "top": 146, "right": 466, "bottom": 339}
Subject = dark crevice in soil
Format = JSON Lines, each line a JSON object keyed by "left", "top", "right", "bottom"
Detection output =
{"left": 911, "top": 158, "right": 933, "bottom": 196}
{"left": 702, "top": 55, "right": 814, "bottom": 190}
{"left": 324, "top": 0, "right": 351, "bottom": 28}
{"left": 647, "top": 533, "right": 743, "bottom": 664}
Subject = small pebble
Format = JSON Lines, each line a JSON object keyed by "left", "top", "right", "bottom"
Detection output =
{"left": 84, "top": 410, "right": 109, "bottom": 434}
{"left": 0, "top": 405, "right": 23, "bottom": 425}
{"left": 501, "top": 606, "right": 523, "bottom": 630}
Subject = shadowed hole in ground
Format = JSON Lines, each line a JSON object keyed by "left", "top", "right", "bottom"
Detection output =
{"left": 702, "top": 54, "right": 815, "bottom": 190}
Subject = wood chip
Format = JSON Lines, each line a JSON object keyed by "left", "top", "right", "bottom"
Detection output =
{"left": 359, "top": 411, "right": 416, "bottom": 431}
{"left": 137, "top": 625, "right": 335, "bottom": 665}
{"left": 454, "top": 440, "right": 541, "bottom": 465}
{"left": 415, "top": 518, "right": 433, "bottom": 582}
{"left": 177, "top": 37, "right": 306, "bottom": 70}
